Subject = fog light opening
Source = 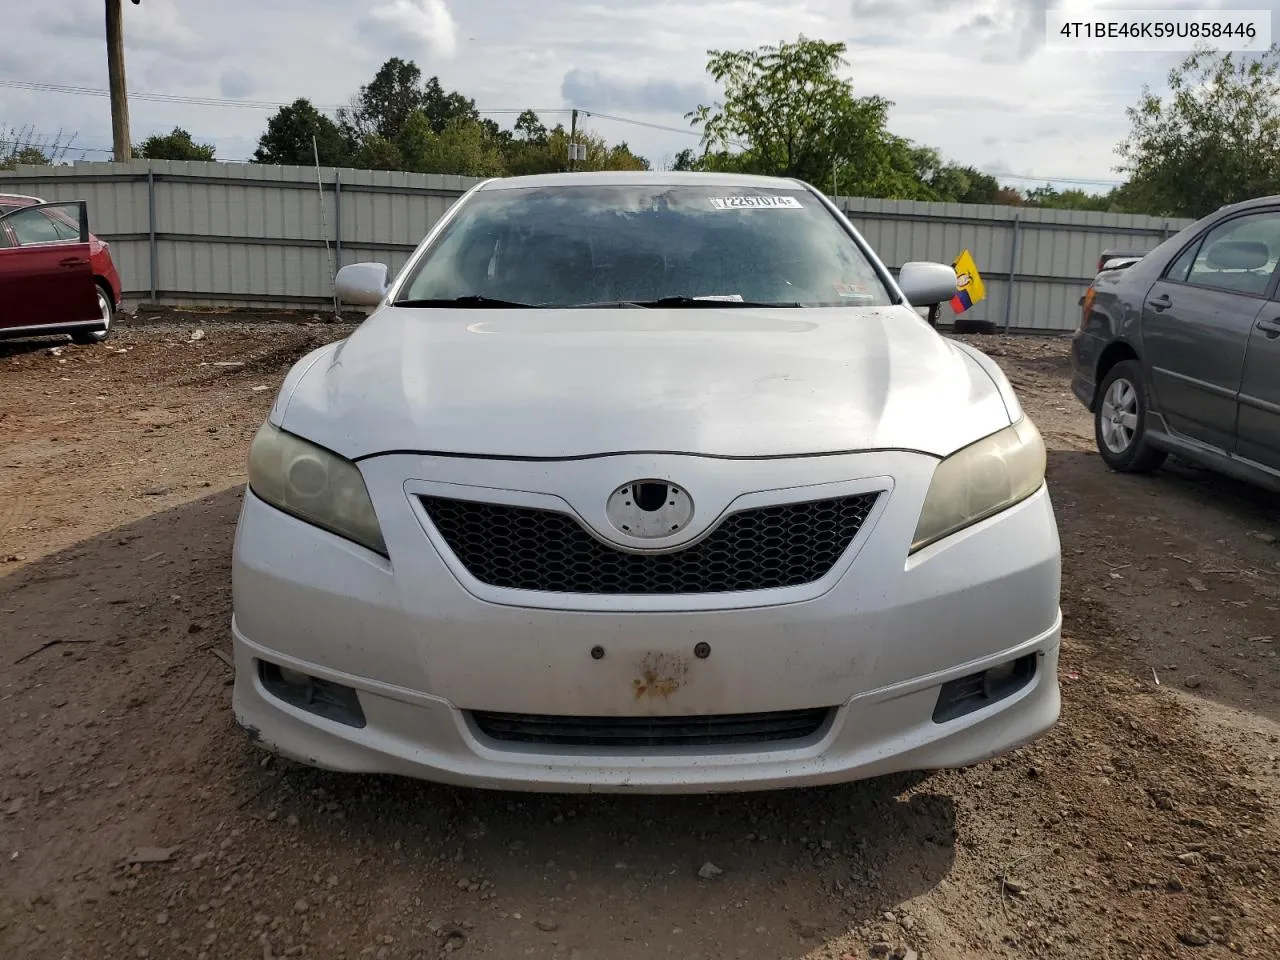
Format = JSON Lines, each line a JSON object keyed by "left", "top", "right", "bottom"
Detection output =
{"left": 277, "top": 665, "right": 313, "bottom": 695}
{"left": 932, "top": 653, "right": 1038, "bottom": 724}
{"left": 981, "top": 660, "right": 1018, "bottom": 698}
{"left": 258, "top": 659, "right": 367, "bottom": 728}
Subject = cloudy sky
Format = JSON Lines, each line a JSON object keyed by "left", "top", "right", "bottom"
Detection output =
{"left": 1, "top": 0, "right": 1272, "bottom": 192}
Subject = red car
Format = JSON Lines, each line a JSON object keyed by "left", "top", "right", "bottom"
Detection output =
{"left": 0, "top": 194, "right": 123, "bottom": 344}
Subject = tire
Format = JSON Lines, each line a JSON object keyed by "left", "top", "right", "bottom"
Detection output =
{"left": 71, "top": 284, "right": 115, "bottom": 345}
{"left": 1094, "top": 358, "right": 1167, "bottom": 473}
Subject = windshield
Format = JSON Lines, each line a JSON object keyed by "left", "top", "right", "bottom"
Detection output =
{"left": 394, "top": 183, "right": 893, "bottom": 308}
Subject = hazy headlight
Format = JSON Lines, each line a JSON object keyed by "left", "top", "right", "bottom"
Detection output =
{"left": 911, "top": 417, "right": 1046, "bottom": 553}
{"left": 247, "top": 422, "right": 388, "bottom": 557}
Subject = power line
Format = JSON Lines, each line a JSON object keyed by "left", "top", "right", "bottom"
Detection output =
{"left": 578, "top": 109, "right": 696, "bottom": 138}
{"left": 995, "top": 173, "right": 1125, "bottom": 186}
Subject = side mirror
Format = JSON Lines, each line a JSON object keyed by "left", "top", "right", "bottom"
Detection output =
{"left": 335, "top": 262, "right": 390, "bottom": 306}
{"left": 897, "top": 261, "right": 957, "bottom": 307}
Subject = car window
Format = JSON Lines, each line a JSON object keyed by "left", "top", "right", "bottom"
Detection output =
{"left": 395, "top": 184, "right": 893, "bottom": 308}
{"left": 4, "top": 206, "right": 70, "bottom": 246}
{"left": 1181, "top": 211, "right": 1280, "bottom": 297}
{"left": 42, "top": 209, "right": 82, "bottom": 241}
{"left": 1165, "top": 240, "right": 1201, "bottom": 283}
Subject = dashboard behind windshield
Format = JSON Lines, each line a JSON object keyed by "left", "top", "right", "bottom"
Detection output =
{"left": 394, "top": 184, "right": 893, "bottom": 308}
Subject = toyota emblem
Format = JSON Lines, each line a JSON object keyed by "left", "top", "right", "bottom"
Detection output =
{"left": 605, "top": 480, "right": 693, "bottom": 538}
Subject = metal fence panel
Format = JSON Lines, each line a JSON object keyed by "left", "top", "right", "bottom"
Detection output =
{"left": 0, "top": 160, "right": 1196, "bottom": 331}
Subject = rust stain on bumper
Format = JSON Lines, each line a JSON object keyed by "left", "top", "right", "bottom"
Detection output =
{"left": 632, "top": 652, "right": 690, "bottom": 700}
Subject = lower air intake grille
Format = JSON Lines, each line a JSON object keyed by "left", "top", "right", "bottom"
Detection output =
{"left": 468, "top": 708, "right": 834, "bottom": 748}
{"left": 420, "top": 492, "right": 879, "bottom": 594}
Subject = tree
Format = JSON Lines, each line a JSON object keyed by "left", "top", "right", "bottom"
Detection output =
{"left": 250, "top": 72, "right": 649, "bottom": 177}
{"left": 355, "top": 134, "right": 404, "bottom": 171}
{"left": 253, "top": 99, "right": 350, "bottom": 166}
{"left": 339, "top": 57, "right": 427, "bottom": 142}
{"left": 993, "top": 187, "right": 1026, "bottom": 207}
{"left": 950, "top": 167, "right": 1004, "bottom": 205}
{"left": 543, "top": 124, "right": 648, "bottom": 172}
{"left": 903, "top": 148, "right": 1003, "bottom": 203}
{"left": 669, "top": 148, "right": 697, "bottom": 171}
{"left": 338, "top": 58, "right": 479, "bottom": 145}
{"left": 686, "top": 36, "right": 915, "bottom": 196}
{"left": 513, "top": 109, "right": 547, "bottom": 144}
{"left": 1024, "top": 184, "right": 1121, "bottom": 212}
{"left": 0, "top": 124, "right": 77, "bottom": 169}
{"left": 135, "top": 127, "right": 215, "bottom": 161}
{"left": 398, "top": 114, "right": 505, "bottom": 177}
{"left": 1116, "top": 43, "right": 1280, "bottom": 218}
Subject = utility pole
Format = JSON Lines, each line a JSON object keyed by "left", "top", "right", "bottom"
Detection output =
{"left": 106, "top": 0, "right": 135, "bottom": 162}
{"left": 568, "top": 108, "right": 578, "bottom": 171}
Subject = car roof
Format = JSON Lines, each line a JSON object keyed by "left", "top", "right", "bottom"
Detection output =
{"left": 474, "top": 171, "right": 811, "bottom": 192}
{"left": 0, "top": 193, "right": 43, "bottom": 204}
{"left": 1216, "top": 194, "right": 1280, "bottom": 216}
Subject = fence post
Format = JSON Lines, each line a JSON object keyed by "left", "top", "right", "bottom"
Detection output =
{"left": 147, "top": 164, "right": 157, "bottom": 303}
{"left": 1003, "top": 215, "right": 1021, "bottom": 333}
{"left": 334, "top": 172, "right": 342, "bottom": 267}
{"left": 333, "top": 172, "right": 342, "bottom": 314}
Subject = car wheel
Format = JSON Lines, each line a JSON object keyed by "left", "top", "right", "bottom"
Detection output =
{"left": 71, "top": 285, "right": 115, "bottom": 345}
{"left": 1094, "top": 359, "right": 1167, "bottom": 473}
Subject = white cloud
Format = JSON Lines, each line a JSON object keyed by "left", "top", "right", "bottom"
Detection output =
{"left": 358, "top": 0, "right": 459, "bottom": 60}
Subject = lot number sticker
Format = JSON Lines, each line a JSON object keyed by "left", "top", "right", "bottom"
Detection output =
{"left": 709, "top": 196, "right": 802, "bottom": 209}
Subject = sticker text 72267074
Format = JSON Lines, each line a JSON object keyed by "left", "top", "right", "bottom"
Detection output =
{"left": 708, "top": 196, "right": 803, "bottom": 210}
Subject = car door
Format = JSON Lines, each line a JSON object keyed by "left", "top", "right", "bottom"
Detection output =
{"left": 0, "top": 201, "right": 99, "bottom": 332}
{"left": 1233, "top": 216, "right": 1280, "bottom": 471}
{"left": 1140, "top": 209, "right": 1280, "bottom": 453}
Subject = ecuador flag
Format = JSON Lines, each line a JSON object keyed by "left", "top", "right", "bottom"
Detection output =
{"left": 950, "top": 249, "right": 986, "bottom": 314}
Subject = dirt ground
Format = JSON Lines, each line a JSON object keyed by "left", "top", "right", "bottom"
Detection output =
{"left": 1, "top": 317, "right": 1277, "bottom": 960}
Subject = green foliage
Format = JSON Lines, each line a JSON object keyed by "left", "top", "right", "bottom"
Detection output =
{"left": 337, "top": 57, "right": 475, "bottom": 142}
{"left": 354, "top": 134, "right": 404, "bottom": 171}
{"left": 253, "top": 99, "right": 349, "bottom": 166}
{"left": 686, "top": 36, "right": 916, "bottom": 194}
{"left": 0, "top": 124, "right": 75, "bottom": 169}
{"left": 135, "top": 127, "right": 215, "bottom": 161}
{"left": 253, "top": 58, "right": 649, "bottom": 178}
{"left": 0, "top": 146, "right": 49, "bottom": 170}
{"left": 240, "top": 45, "right": 1187, "bottom": 215}
{"left": 1024, "top": 184, "right": 1126, "bottom": 212}
{"left": 1117, "top": 43, "right": 1280, "bottom": 218}
{"left": 669, "top": 148, "right": 697, "bottom": 171}
{"left": 680, "top": 35, "right": 1104, "bottom": 207}
{"left": 398, "top": 114, "right": 505, "bottom": 177}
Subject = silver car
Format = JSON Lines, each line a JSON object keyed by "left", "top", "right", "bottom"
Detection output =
{"left": 230, "top": 171, "right": 1062, "bottom": 793}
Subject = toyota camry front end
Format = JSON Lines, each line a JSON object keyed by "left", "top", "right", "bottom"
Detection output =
{"left": 230, "top": 172, "right": 1061, "bottom": 793}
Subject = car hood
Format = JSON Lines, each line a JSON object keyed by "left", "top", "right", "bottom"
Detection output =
{"left": 274, "top": 305, "right": 1016, "bottom": 461}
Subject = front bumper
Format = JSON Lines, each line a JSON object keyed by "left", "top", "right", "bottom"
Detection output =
{"left": 231, "top": 450, "right": 1062, "bottom": 793}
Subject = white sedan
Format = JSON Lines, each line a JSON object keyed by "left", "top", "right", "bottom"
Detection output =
{"left": 231, "top": 171, "right": 1061, "bottom": 793}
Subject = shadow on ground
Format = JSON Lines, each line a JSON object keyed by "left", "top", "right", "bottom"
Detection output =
{"left": 0, "top": 333, "right": 78, "bottom": 359}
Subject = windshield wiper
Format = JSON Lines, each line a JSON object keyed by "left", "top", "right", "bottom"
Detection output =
{"left": 571, "top": 296, "right": 803, "bottom": 309}
{"left": 392, "top": 295, "right": 539, "bottom": 308}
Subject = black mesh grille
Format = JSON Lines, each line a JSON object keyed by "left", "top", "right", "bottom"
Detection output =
{"left": 469, "top": 708, "right": 834, "bottom": 748}
{"left": 420, "top": 492, "right": 879, "bottom": 594}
